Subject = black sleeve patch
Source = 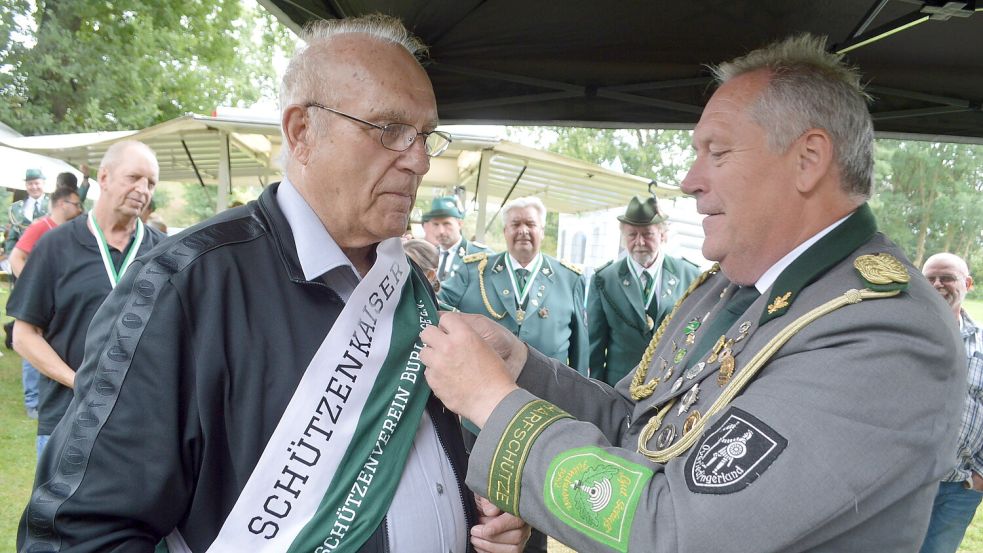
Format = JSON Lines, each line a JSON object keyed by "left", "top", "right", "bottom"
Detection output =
{"left": 684, "top": 407, "right": 787, "bottom": 494}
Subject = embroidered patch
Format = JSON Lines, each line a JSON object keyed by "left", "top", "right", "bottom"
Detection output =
{"left": 685, "top": 407, "right": 787, "bottom": 494}
{"left": 544, "top": 447, "right": 653, "bottom": 553}
{"left": 488, "top": 400, "right": 572, "bottom": 515}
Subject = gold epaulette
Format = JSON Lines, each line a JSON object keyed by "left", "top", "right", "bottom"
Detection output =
{"left": 559, "top": 260, "right": 583, "bottom": 275}
{"left": 462, "top": 252, "right": 488, "bottom": 263}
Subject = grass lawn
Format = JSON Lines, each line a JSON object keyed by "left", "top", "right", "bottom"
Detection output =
{"left": 1, "top": 295, "right": 982, "bottom": 551}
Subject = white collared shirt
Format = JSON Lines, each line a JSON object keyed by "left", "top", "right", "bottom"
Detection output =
{"left": 753, "top": 212, "right": 852, "bottom": 294}
{"left": 508, "top": 252, "right": 542, "bottom": 270}
{"left": 23, "top": 197, "right": 38, "bottom": 222}
{"left": 628, "top": 251, "right": 665, "bottom": 307}
{"left": 438, "top": 237, "right": 463, "bottom": 277}
{"left": 277, "top": 179, "right": 467, "bottom": 553}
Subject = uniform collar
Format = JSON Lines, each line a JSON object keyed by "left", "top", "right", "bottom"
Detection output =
{"left": 754, "top": 212, "right": 851, "bottom": 294}
{"left": 628, "top": 251, "right": 664, "bottom": 280}
{"left": 276, "top": 177, "right": 360, "bottom": 284}
{"left": 757, "top": 204, "right": 878, "bottom": 325}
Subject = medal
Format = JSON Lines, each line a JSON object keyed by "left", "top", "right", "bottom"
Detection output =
{"left": 655, "top": 424, "right": 677, "bottom": 449}
{"left": 707, "top": 335, "right": 726, "bottom": 364}
{"left": 671, "top": 378, "right": 684, "bottom": 393}
{"left": 684, "top": 319, "right": 701, "bottom": 334}
{"left": 684, "top": 361, "right": 705, "bottom": 380}
{"left": 673, "top": 348, "right": 687, "bottom": 364}
{"left": 538, "top": 307, "right": 549, "bottom": 319}
{"left": 718, "top": 352, "right": 736, "bottom": 385}
{"left": 647, "top": 315, "right": 655, "bottom": 330}
{"left": 677, "top": 382, "right": 700, "bottom": 416}
{"left": 685, "top": 332, "right": 696, "bottom": 345}
{"left": 683, "top": 410, "right": 701, "bottom": 435}
{"left": 516, "top": 309, "right": 525, "bottom": 323}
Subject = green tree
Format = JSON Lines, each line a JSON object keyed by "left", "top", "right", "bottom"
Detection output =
{"left": 870, "top": 141, "right": 983, "bottom": 276}
{"left": 509, "top": 126, "right": 693, "bottom": 186}
{"left": 0, "top": 0, "right": 291, "bottom": 135}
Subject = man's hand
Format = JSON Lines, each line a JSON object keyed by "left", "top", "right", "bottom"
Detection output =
{"left": 420, "top": 313, "right": 518, "bottom": 428}
{"left": 440, "top": 311, "right": 528, "bottom": 379}
{"left": 470, "top": 495, "right": 531, "bottom": 553}
{"left": 971, "top": 471, "right": 983, "bottom": 491}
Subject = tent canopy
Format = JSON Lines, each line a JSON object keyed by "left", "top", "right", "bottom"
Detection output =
{"left": 258, "top": 0, "right": 983, "bottom": 142}
{"left": 0, "top": 116, "right": 673, "bottom": 228}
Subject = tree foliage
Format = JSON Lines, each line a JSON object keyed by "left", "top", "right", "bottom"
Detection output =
{"left": 870, "top": 140, "right": 983, "bottom": 282}
{"left": 0, "top": 0, "right": 291, "bottom": 135}
{"left": 509, "top": 126, "right": 693, "bottom": 186}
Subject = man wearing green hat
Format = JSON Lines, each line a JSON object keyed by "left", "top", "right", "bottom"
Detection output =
{"left": 5, "top": 168, "right": 51, "bottom": 256}
{"left": 587, "top": 196, "right": 699, "bottom": 386}
{"left": 422, "top": 195, "right": 491, "bottom": 282}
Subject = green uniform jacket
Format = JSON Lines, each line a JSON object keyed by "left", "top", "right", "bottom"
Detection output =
{"left": 6, "top": 195, "right": 50, "bottom": 253}
{"left": 439, "top": 251, "right": 589, "bottom": 374}
{"left": 438, "top": 237, "right": 493, "bottom": 283}
{"left": 587, "top": 255, "right": 699, "bottom": 386}
{"left": 466, "top": 205, "right": 965, "bottom": 552}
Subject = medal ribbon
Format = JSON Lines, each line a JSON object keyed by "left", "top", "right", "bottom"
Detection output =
{"left": 204, "top": 238, "right": 436, "bottom": 553}
{"left": 89, "top": 214, "right": 145, "bottom": 289}
{"left": 505, "top": 255, "right": 543, "bottom": 309}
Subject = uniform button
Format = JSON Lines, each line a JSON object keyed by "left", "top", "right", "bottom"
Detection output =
{"left": 436, "top": 483, "right": 444, "bottom": 494}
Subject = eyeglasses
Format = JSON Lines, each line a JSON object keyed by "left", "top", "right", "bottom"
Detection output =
{"left": 64, "top": 200, "right": 83, "bottom": 210}
{"left": 925, "top": 274, "right": 960, "bottom": 284}
{"left": 305, "top": 102, "right": 452, "bottom": 158}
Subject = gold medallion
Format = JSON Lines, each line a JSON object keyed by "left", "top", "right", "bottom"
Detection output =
{"left": 717, "top": 352, "right": 736, "bottom": 385}
{"left": 647, "top": 315, "right": 655, "bottom": 330}
{"left": 516, "top": 309, "right": 525, "bottom": 323}
{"left": 683, "top": 410, "right": 701, "bottom": 435}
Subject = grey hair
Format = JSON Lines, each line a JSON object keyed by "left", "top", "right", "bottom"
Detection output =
{"left": 278, "top": 15, "right": 428, "bottom": 167}
{"left": 502, "top": 196, "right": 547, "bottom": 226}
{"left": 711, "top": 34, "right": 874, "bottom": 199}
{"left": 99, "top": 140, "right": 157, "bottom": 173}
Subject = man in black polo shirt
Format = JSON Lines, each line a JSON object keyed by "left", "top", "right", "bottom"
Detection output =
{"left": 8, "top": 140, "right": 166, "bottom": 457}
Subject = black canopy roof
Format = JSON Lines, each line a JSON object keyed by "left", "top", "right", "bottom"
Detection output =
{"left": 259, "top": 0, "right": 983, "bottom": 142}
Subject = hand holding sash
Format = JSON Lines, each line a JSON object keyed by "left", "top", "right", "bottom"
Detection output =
{"left": 470, "top": 495, "right": 532, "bottom": 553}
{"left": 440, "top": 311, "right": 528, "bottom": 378}
{"left": 420, "top": 313, "right": 518, "bottom": 428}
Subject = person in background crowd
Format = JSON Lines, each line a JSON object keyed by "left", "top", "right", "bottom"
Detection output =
{"left": 422, "top": 195, "right": 492, "bottom": 283}
{"left": 420, "top": 33, "right": 964, "bottom": 553}
{"left": 919, "top": 252, "right": 983, "bottom": 553}
{"left": 8, "top": 141, "right": 165, "bottom": 459}
{"left": 587, "top": 195, "right": 699, "bottom": 386}
{"left": 6, "top": 168, "right": 50, "bottom": 256}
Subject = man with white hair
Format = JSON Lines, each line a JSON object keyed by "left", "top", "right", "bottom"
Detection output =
{"left": 919, "top": 252, "right": 982, "bottom": 553}
{"left": 420, "top": 34, "right": 963, "bottom": 552}
{"left": 18, "top": 15, "right": 527, "bottom": 553}
{"left": 439, "top": 196, "right": 588, "bottom": 374}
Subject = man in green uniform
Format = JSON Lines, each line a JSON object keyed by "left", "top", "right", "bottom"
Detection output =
{"left": 421, "top": 34, "right": 964, "bottom": 553}
{"left": 6, "top": 168, "right": 50, "bottom": 255}
{"left": 588, "top": 196, "right": 699, "bottom": 385}
{"left": 439, "top": 195, "right": 588, "bottom": 373}
{"left": 423, "top": 195, "right": 492, "bottom": 282}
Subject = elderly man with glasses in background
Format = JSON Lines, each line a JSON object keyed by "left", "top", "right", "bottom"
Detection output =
{"left": 19, "top": 15, "right": 528, "bottom": 553}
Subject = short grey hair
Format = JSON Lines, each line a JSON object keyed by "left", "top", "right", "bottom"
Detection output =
{"left": 100, "top": 140, "right": 157, "bottom": 173}
{"left": 403, "top": 238, "right": 439, "bottom": 272}
{"left": 711, "top": 34, "right": 874, "bottom": 199}
{"left": 279, "top": 14, "right": 428, "bottom": 165}
{"left": 502, "top": 196, "right": 547, "bottom": 226}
